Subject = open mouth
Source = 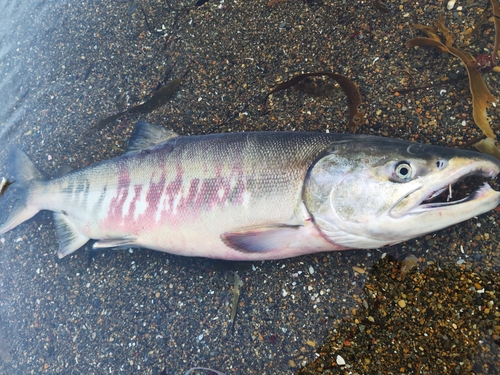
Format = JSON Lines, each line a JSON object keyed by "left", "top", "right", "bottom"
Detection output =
{"left": 419, "top": 179, "right": 494, "bottom": 209}
{"left": 391, "top": 164, "right": 500, "bottom": 216}
{"left": 416, "top": 168, "right": 498, "bottom": 212}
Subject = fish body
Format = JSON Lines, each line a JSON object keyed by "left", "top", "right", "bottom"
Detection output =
{"left": 1, "top": 122, "right": 499, "bottom": 260}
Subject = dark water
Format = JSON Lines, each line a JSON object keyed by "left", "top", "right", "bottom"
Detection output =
{"left": 0, "top": 0, "right": 499, "bottom": 374}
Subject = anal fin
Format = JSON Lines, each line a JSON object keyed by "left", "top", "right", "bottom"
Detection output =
{"left": 221, "top": 225, "right": 301, "bottom": 253}
{"left": 53, "top": 213, "right": 89, "bottom": 259}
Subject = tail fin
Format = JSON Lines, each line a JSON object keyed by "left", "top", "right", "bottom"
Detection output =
{"left": 0, "top": 148, "right": 43, "bottom": 234}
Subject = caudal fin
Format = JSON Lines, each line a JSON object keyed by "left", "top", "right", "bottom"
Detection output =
{"left": 0, "top": 148, "right": 43, "bottom": 234}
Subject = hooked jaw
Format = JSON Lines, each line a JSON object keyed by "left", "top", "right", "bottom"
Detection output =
{"left": 390, "top": 160, "right": 500, "bottom": 218}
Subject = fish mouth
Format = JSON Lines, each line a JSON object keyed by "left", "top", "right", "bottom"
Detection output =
{"left": 391, "top": 163, "right": 500, "bottom": 217}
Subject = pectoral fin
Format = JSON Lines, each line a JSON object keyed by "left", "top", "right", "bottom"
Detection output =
{"left": 221, "top": 225, "right": 301, "bottom": 253}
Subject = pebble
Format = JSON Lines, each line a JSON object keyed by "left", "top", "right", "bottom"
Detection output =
{"left": 352, "top": 266, "right": 366, "bottom": 274}
{"left": 298, "top": 256, "right": 500, "bottom": 374}
{"left": 306, "top": 340, "right": 316, "bottom": 348}
{"left": 336, "top": 355, "right": 346, "bottom": 366}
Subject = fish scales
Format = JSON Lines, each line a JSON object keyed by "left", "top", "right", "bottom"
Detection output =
{"left": 1, "top": 121, "right": 500, "bottom": 260}
{"left": 21, "top": 130, "right": 335, "bottom": 259}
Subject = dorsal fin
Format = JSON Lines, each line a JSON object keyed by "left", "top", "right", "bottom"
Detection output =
{"left": 126, "top": 121, "right": 179, "bottom": 153}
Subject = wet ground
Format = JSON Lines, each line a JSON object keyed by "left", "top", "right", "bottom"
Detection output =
{"left": 0, "top": 0, "right": 499, "bottom": 374}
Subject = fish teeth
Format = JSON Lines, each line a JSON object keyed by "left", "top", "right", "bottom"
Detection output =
{"left": 423, "top": 186, "right": 447, "bottom": 202}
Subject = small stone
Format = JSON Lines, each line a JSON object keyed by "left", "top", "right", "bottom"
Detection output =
{"left": 474, "top": 283, "right": 482, "bottom": 290}
{"left": 289, "top": 360, "right": 296, "bottom": 367}
{"left": 398, "top": 300, "right": 407, "bottom": 308}
{"left": 352, "top": 266, "right": 365, "bottom": 274}
{"left": 306, "top": 340, "right": 316, "bottom": 347}
{"left": 336, "top": 355, "right": 346, "bottom": 366}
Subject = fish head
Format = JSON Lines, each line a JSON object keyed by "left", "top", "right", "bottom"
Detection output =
{"left": 303, "top": 136, "right": 500, "bottom": 249}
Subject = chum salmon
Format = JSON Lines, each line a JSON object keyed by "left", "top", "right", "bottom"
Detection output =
{"left": 1, "top": 122, "right": 499, "bottom": 260}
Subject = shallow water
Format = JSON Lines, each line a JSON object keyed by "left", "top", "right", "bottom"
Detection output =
{"left": 0, "top": 1, "right": 499, "bottom": 374}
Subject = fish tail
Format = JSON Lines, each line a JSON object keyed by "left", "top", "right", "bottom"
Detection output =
{"left": 0, "top": 148, "right": 43, "bottom": 234}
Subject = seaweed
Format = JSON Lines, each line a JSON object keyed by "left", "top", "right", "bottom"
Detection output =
{"left": 465, "top": 11, "right": 489, "bottom": 47}
{"left": 158, "top": 367, "right": 225, "bottom": 375}
{"left": 86, "top": 70, "right": 189, "bottom": 135}
{"left": 183, "top": 368, "right": 226, "bottom": 375}
{"left": 195, "top": 0, "right": 210, "bottom": 6}
{"left": 374, "top": 0, "right": 389, "bottom": 13}
{"left": 464, "top": 121, "right": 500, "bottom": 147}
{"left": 471, "top": 137, "right": 500, "bottom": 159}
{"left": 230, "top": 272, "right": 241, "bottom": 329}
{"left": 400, "top": 255, "right": 419, "bottom": 279}
{"left": 97, "top": 77, "right": 183, "bottom": 128}
{"left": 492, "top": 0, "right": 500, "bottom": 64}
{"left": 395, "top": 73, "right": 468, "bottom": 94}
{"left": 295, "top": 77, "right": 339, "bottom": 97}
{"left": 264, "top": 72, "right": 364, "bottom": 132}
{"left": 407, "top": 14, "right": 497, "bottom": 140}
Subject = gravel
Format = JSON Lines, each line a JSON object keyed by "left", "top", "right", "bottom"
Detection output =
{"left": 0, "top": 0, "right": 499, "bottom": 374}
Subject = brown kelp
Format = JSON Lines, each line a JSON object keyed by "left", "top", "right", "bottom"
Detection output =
{"left": 87, "top": 70, "right": 189, "bottom": 135}
{"left": 465, "top": 121, "right": 500, "bottom": 147}
{"left": 407, "top": 14, "right": 497, "bottom": 140}
{"left": 295, "top": 77, "right": 340, "bottom": 98}
{"left": 491, "top": 0, "right": 500, "bottom": 65}
{"left": 159, "top": 367, "right": 226, "bottom": 375}
{"left": 472, "top": 137, "right": 500, "bottom": 159}
{"left": 230, "top": 272, "right": 241, "bottom": 329}
{"left": 265, "top": 72, "right": 364, "bottom": 132}
{"left": 465, "top": 11, "right": 490, "bottom": 47}
{"left": 96, "top": 77, "right": 183, "bottom": 128}
{"left": 183, "top": 368, "right": 226, "bottom": 375}
{"left": 374, "top": 0, "right": 389, "bottom": 13}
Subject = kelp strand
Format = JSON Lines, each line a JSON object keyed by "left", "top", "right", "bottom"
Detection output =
{"left": 265, "top": 72, "right": 364, "bottom": 132}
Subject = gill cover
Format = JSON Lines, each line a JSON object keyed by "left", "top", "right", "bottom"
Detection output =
{"left": 302, "top": 137, "right": 500, "bottom": 249}
{"left": 302, "top": 148, "right": 421, "bottom": 249}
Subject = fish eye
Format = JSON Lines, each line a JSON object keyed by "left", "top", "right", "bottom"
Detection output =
{"left": 394, "top": 161, "right": 412, "bottom": 181}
